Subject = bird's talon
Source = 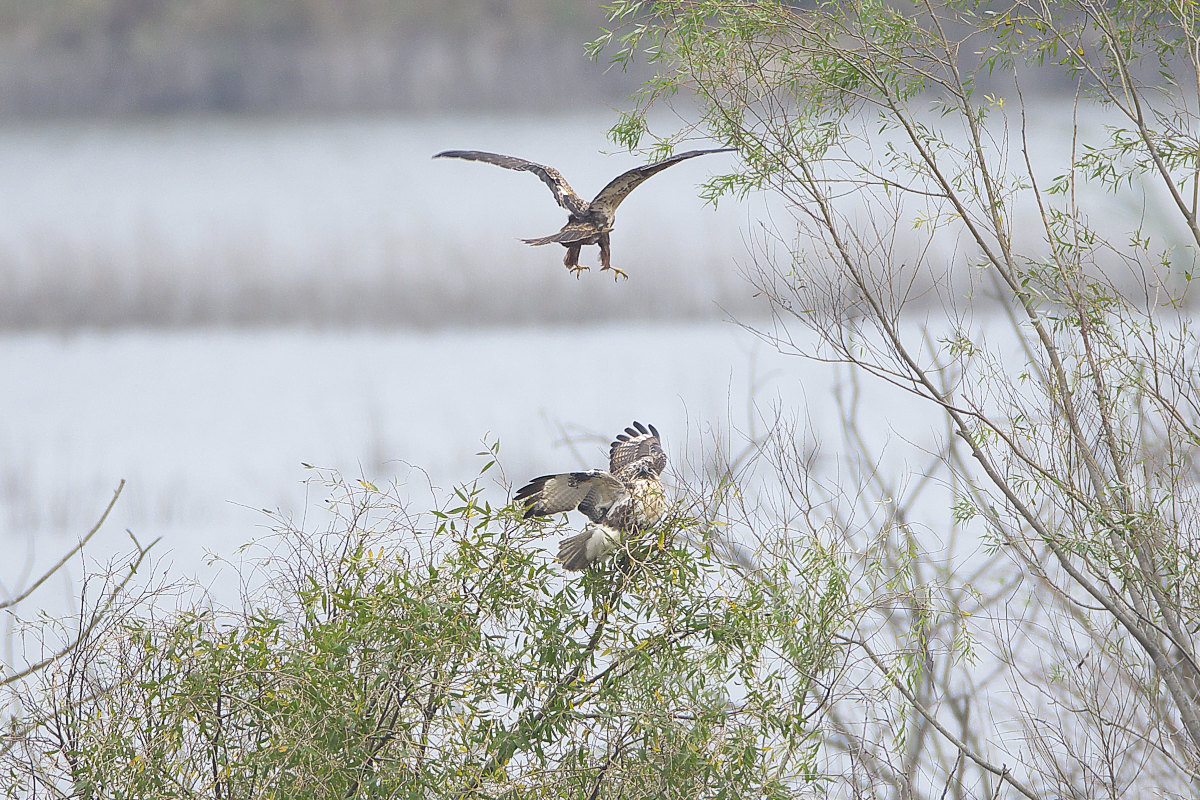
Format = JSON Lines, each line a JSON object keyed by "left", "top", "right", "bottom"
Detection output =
{"left": 602, "top": 266, "right": 629, "bottom": 280}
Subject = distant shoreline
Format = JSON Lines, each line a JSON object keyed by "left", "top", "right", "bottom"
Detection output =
{"left": 0, "top": 0, "right": 645, "bottom": 119}
{"left": 0, "top": 30, "right": 645, "bottom": 118}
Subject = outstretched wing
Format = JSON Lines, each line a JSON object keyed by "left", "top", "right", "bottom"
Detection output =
{"left": 588, "top": 148, "right": 735, "bottom": 215}
{"left": 515, "top": 469, "right": 627, "bottom": 523}
{"left": 433, "top": 150, "right": 589, "bottom": 216}
{"left": 609, "top": 421, "right": 667, "bottom": 481}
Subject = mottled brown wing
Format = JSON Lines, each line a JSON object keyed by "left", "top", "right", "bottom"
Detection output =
{"left": 588, "top": 148, "right": 735, "bottom": 216}
{"left": 433, "top": 150, "right": 589, "bottom": 216}
{"left": 514, "top": 469, "right": 627, "bottom": 524}
{"left": 609, "top": 422, "right": 667, "bottom": 481}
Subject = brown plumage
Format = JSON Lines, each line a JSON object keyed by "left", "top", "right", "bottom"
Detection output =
{"left": 515, "top": 422, "right": 669, "bottom": 571}
{"left": 432, "top": 148, "right": 734, "bottom": 278}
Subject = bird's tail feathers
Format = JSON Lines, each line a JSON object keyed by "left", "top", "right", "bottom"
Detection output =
{"left": 521, "top": 232, "right": 565, "bottom": 246}
{"left": 522, "top": 221, "right": 605, "bottom": 247}
{"left": 558, "top": 524, "right": 621, "bottom": 571}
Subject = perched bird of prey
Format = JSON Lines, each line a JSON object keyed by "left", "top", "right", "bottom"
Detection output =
{"left": 515, "top": 422, "right": 669, "bottom": 571}
{"left": 433, "top": 148, "right": 734, "bottom": 278}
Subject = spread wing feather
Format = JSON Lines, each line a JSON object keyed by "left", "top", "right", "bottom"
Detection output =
{"left": 515, "top": 469, "right": 627, "bottom": 524}
{"left": 588, "top": 148, "right": 735, "bottom": 216}
{"left": 609, "top": 421, "right": 667, "bottom": 480}
{"left": 433, "top": 150, "right": 589, "bottom": 216}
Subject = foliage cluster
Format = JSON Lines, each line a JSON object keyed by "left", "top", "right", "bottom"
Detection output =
{"left": 586, "top": 0, "right": 1200, "bottom": 796}
{"left": 3, "top": 460, "right": 853, "bottom": 798}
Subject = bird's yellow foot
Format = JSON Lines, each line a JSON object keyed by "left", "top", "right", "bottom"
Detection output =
{"left": 601, "top": 265, "right": 629, "bottom": 280}
{"left": 566, "top": 264, "right": 591, "bottom": 278}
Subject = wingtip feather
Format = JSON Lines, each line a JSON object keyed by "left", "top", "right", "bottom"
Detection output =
{"left": 512, "top": 478, "right": 540, "bottom": 501}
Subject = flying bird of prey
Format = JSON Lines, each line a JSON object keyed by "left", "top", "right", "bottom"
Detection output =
{"left": 433, "top": 148, "right": 734, "bottom": 278}
{"left": 515, "top": 422, "right": 669, "bottom": 571}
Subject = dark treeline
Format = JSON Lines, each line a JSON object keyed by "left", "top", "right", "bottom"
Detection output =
{"left": 0, "top": 0, "right": 643, "bottom": 117}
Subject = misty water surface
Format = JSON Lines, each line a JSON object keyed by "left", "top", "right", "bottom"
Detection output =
{"left": 0, "top": 106, "right": 1180, "bottom": 604}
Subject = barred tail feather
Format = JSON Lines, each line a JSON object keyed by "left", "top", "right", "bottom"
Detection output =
{"left": 557, "top": 524, "right": 621, "bottom": 571}
{"left": 521, "top": 232, "right": 563, "bottom": 246}
{"left": 522, "top": 221, "right": 599, "bottom": 247}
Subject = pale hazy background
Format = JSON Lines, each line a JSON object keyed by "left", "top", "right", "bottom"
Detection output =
{"left": 0, "top": 1, "right": 1178, "bottom": 603}
{"left": 0, "top": 1, "right": 806, "bottom": 600}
